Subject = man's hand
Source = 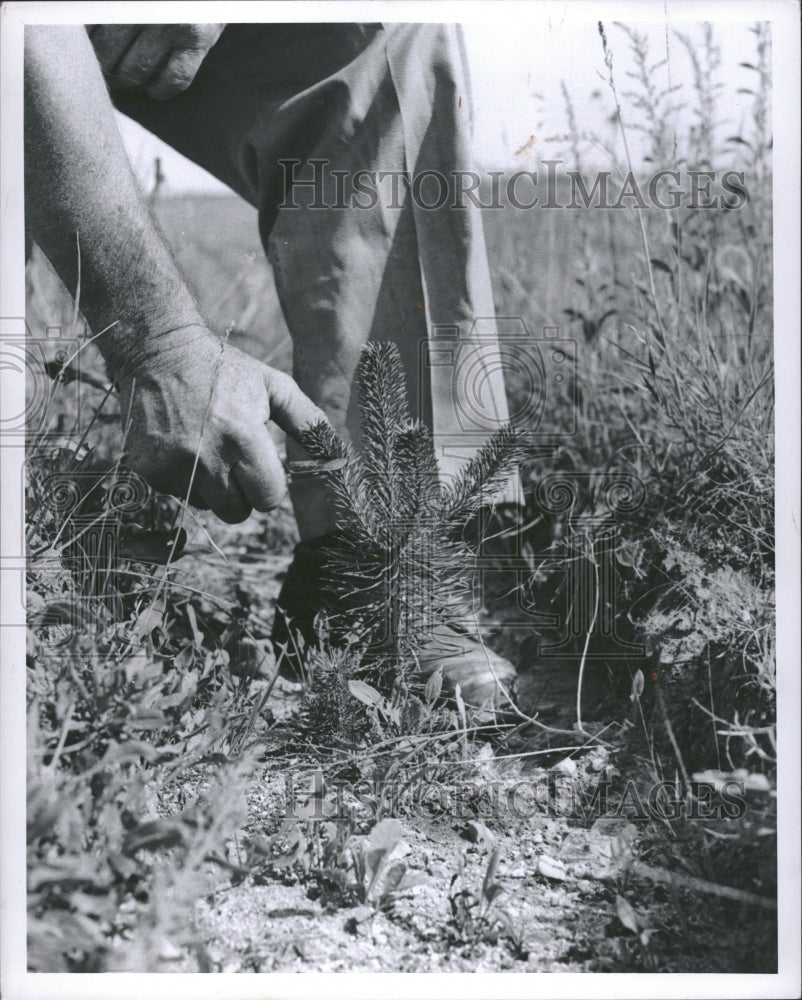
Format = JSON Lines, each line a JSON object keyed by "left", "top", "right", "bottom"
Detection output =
{"left": 87, "top": 24, "right": 224, "bottom": 100}
{"left": 27, "top": 26, "right": 324, "bottom": 526}
{"left": 117, "top": 327, "right": 329, "bottom": 523}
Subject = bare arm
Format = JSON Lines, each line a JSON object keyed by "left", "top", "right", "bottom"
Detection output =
{"left": 24, "top": 26, "right": 327, "bottom": 523}
{"left": 24, "top": 25, "right": 202, "bottom": 375}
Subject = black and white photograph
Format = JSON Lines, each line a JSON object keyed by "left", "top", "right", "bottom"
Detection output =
{"left": 0, "top": 1, "right": 799, "bottom": 996}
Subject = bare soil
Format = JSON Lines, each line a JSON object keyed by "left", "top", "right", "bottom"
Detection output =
{"left": 140, "top": 511, "right": 777, "bottom": 975}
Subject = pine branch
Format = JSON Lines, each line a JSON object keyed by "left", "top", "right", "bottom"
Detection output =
{"left": 299, "top": 348, "right": 520, "bottom": 669}
{"left": 439, "top": 424, "right": 522, "bottom": 527}
{"left": 394, "top": 420, "right": 444, "bottom": 519}
{"left": 357, "top": 343, "right": 413, "bottom": 524}
{"left": 298, "top": 421, "right": 382, "bottom": 544}
{"left": 298, "top": 420, "right": 349, "bottom": 462}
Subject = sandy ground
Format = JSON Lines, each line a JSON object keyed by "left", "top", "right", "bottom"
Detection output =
{"left": 133, "top": 511, "right": 777, "bottom": 975}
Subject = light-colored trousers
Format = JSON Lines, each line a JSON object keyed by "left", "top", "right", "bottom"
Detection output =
{"left": 113, "top": 23, "right": 517, "bottom": 537}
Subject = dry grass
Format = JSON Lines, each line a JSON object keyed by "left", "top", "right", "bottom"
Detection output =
{"left": 23, "top": 22, "right": 776, "bottom": 972}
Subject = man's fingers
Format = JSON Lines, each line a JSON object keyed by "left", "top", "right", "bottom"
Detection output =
{"left": 130, "top": 450, "right": 247, "bottom": 521}
{"left": 146, "top": 44, "right": 208, "bottom": 99}
{"left": 113, "top": 27, "right": 174, "bottom": 89}
{"left": 195, "top": 467, "right": 252, "bottom": 524}
{"left": 87, "top": 25, "right": 142, "bottom": 76}
{"left": 264, "top": 369, "right": 330, "bottom": 444}
{"left": 88, "top": 24, "right": 209, "bottom": 96}
{"left": 187, "top": 485, "right": 210, "bottom": 511}
{"left": 232, "top": 429, "right": 288, "bottom": 513}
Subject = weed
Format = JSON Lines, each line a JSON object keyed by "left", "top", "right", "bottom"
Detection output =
{"left": 22, "top": 20, "right": 776, "bottom": 972}
{"left": 256, "top": 803, "right": 426, "bottom": 920}
{"left": 446, "top": 848, "right": 529, "bottom": 960}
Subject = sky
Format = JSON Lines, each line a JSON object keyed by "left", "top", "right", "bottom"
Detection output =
{"left": 116, "top": 17, "right": 766, "bottom": 194}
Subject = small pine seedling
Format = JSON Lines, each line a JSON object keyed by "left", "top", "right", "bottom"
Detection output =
{"left": 299, "top": 341, "right": 521, "bottom": 691}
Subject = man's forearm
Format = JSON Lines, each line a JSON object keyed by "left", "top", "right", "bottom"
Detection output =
{"left": 24, "top": 25, "right": 203, "bottom": 378}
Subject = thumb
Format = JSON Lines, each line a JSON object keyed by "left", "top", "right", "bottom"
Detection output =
{"left": 263, "top": 368, "right": 330, "bottom": 443}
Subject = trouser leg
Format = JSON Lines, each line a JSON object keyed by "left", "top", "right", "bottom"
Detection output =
{"left": 113, "top": 22, "right": 517, "bottom": 541}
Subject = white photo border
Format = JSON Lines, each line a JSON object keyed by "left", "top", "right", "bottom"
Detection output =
{"left": 1, "top": 3, "right": 799, "bottom": 999}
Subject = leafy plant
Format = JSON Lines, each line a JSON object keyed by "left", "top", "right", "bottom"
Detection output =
{"left": 346, "top": 818, "right": 427, "bottom": 911}
{"left": 446, "top": 848, "right": 529, "bottom": 960}
{"left": 260, "top": 810, "right": 425, "bottom": 917}
{"left": 615, "top": 893, "right": 657, "bottom": 971}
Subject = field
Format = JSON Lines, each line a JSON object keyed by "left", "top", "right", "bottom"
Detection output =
{"left": 23, "top": 24, "right": 777, "bottom": 975}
